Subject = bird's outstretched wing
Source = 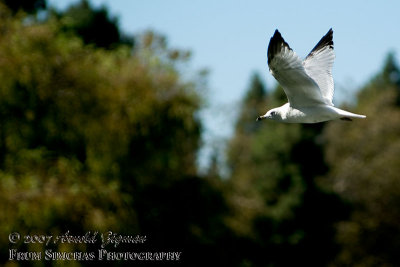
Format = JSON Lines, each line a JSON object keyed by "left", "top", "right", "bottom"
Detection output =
{"left": 303, "top": 28, "right": 335, "bottom": 106}
{"left": 267, "top": 30, "right": 326, "bottom": 108}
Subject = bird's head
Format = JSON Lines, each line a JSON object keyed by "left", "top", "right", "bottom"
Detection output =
{"left": 256, "top": 108, "right": 281, "bottom": 121}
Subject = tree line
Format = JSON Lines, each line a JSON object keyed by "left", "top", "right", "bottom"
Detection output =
{"left": 1, "top": 0, "right": 400, "bottom": 266}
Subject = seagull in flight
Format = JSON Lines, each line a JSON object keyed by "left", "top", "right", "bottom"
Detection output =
{"left": 257, "top": 29, "right": 366, "bottom": 123}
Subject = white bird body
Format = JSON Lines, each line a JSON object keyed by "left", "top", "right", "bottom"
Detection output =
{"left": 267, "top": 103, "right": 366, "bottom": 123}
{"left": 257, "top": 29, "right": 366, "bottom": 123}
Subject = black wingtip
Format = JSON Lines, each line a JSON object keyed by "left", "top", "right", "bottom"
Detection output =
{"left": 306, "top": 28, "right": 334, "bottom": 59}
{"left": 326, "top": 28, "right": 334, "bottom": 42}
{"left": 267, "top": 29, "right": 291, "bottom": 66}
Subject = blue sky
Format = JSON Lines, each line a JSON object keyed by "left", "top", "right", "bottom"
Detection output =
{"left": 48, "top": 0, "right": 400, "bottom": 168}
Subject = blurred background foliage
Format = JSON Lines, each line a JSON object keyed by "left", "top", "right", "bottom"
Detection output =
{"left": 1, "top": 0, "right": 400, "bottom": 266}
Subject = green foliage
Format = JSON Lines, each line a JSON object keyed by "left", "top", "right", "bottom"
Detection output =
{"left": 0, "top": 5, "right": 228, "bottom": 265}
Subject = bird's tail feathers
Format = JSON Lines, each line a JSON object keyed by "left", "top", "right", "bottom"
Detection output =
{"left": 336, "top": 108, "right": 366, "bottom": 120}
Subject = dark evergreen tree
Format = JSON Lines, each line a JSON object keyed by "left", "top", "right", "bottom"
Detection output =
{"left": 235, "top": 72, "right": 267, "bottom": 134}
{"left": 2, "top": 0, "right": 46, "bottom": 14}
{"left": 381, "top": 52, "right": 400, "bottom": 89}
{"left": 359, "top": 52, "right": 400, "bottom": 106}
{"left": 56, "top": 0, "right": 134, "bottom": 49}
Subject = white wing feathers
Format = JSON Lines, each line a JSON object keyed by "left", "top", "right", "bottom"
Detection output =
{"left": 267, "top": 29, "right": 335, "bottom": 108}
{"left": 303, "top": 29, "right": 335, "bottom": 106}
